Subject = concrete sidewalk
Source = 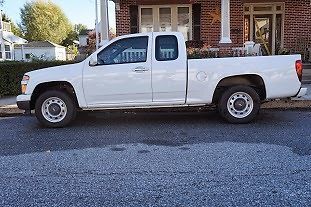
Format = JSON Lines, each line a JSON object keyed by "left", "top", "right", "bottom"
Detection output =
{"left": 294, "top": 84, "right": 311, "bottom": 100}
{"left": 0, "top": 96, "right": 16, "bottom": 108}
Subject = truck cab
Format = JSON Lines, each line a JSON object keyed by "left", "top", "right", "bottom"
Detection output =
{"left": 84, "top": 32, "right": 188, "bottom": 107}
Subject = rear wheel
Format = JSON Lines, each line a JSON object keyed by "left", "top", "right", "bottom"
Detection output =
{"left": 35, "top": 90, "right": 77, "bottom": 128}
{"left": 218, "top": 85, "right": 260, "bottom": 124}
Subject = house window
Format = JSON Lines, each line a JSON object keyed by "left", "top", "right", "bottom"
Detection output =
{"left": 5, "top": 45, "right": 11, "bottom": 60}
{"left": 25, "top": 54, "right": 31, "bottom": 59}
{"left": 244, "top": 3, "right": 285, "bottom": 55}
{"left": 139, "top": 5, "right": 192, "bottom": 41}
{"left": 178, "top": 7, "right": 191, "bottom": 41}
{"left": 141, "top": 8, "right": 154, "bottom": 32}
{"left": 159, "top": 8, "right": 172, "bottom": 32}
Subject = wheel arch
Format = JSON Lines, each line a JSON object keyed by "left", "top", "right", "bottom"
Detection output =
{"left": 212, "top": 74, "right": 266, "bottom": 104}
{"left": 30, "top": 81, "right": 79, "bottom": 110}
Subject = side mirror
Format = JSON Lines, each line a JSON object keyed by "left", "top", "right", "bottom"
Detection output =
{"left": 89, "top": 55, "right": 98, "bottom": 66}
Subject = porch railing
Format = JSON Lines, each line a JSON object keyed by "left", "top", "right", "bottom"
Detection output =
{"left": 120, "top": 49, "right": 146, "bottom": 63}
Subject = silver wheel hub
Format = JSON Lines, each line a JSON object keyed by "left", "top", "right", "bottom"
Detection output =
{"left": 41, "top": 97, "right": 67, "bottom": 123}
{"left": 227, "top": 92, "right": 254, "bottom": 119}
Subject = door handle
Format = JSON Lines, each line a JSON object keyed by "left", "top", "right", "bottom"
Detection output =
{"left": 133, "top": 66, "right": 149, "bottom": 72}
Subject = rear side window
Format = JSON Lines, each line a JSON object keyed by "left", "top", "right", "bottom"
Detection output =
{"left": 155, "top": 35, "right": 178, "bottom": 61}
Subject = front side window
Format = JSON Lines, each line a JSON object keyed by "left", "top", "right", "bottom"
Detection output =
{"left": 97, "top": 36, "right": 148, "bottom": 65}
{"left": 155, "top": 35, "right": 178, "bottom": 61}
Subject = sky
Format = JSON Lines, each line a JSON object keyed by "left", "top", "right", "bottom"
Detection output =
{"left": 2, "top": 0, "right": 116, "bottom": 30}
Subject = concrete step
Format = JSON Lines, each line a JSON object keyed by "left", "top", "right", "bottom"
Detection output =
{"left": 302, "top": 64, "right": 311, "bottom": 84}
{"left": 303, "top": 63, "right": 311, "bottom": 70}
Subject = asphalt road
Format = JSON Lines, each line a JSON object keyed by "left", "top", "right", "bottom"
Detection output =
{"left": 0, "top": 109, "right": 311, "bottom": 206}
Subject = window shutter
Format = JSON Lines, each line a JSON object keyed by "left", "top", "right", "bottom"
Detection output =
{"left": 192, "top": 3, "right": 201, "bottom": 41}
{"left": 130, "top": 5, "right": 139, "bottom": 34}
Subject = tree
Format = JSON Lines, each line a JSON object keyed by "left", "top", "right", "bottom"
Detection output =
{"left": 86, "top": 29, "right": 116, "bottom": 55}
{"left": 20, "top": 1, "right": 72, "bottom": 44}
{"left": 74, "top": 24, "right": 87, "bottom": 34}
{"left": 10, "top": 22, "right": 23, "bottom": 37}
{"left": 62, "top": 24, "right": 87, "bottom": 47}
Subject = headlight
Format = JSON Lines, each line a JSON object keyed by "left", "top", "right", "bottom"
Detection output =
{"left": 21, "top": 75, "right": 30, "bottom": 94}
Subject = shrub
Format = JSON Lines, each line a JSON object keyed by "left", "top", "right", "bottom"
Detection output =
{"left": 0, "top": 61, "right": 76, "bottom": 97}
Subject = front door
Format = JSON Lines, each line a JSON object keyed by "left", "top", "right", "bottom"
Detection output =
{"left": 244, "top": 3, "right": 285, "bottom": 55}
{"left": 253, "top": 15, "right": 273, "bottom": 56}
{"left": 83, "top": 35, "right": 152, "bottom": 107}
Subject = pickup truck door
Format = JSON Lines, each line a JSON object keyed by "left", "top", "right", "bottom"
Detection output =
{"left": 83, "top": 35, "right": 152, "bottom": 106}
{"left": 151, "top": 34, "right": 187, "bottom": 104}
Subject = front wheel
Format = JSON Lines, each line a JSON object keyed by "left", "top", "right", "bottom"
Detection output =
{"left": 35, "top": 90, "right": 77, "bottom": 128}
{"left": 218, "top": 85, "right": 260, "bottom": 124}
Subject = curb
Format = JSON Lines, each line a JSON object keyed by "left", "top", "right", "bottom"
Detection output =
{"left": 0, "top": 107, "right": 25, "bottom": 117}
{"left": 261, "top": 100, "right": 311, "bottom": 109}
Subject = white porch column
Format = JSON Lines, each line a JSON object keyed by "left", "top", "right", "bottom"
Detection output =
{"left": 100, "top": 0, "right": 110, "bottom": 43}
{"left": 219, "top": 0, "right": 232, "bottom": 44}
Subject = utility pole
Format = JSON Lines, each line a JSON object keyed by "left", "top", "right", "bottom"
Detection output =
{"left": 95, "top": 0, "right": 99, "bottom": 50}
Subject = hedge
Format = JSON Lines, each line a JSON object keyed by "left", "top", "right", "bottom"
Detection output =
{"left": 0, "top": 61, "right": 77, "bottom": 97}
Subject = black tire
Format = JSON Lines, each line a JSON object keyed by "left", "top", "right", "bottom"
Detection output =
{"left": 35, "top": 90, "right": 77, "bottom": 128}
{"left": 218, "top": 85, "right": 260, "bottom": 124}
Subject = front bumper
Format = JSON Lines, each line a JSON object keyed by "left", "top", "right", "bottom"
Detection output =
{"left": 16, "top": 94, "right": 31, "bottom": 110}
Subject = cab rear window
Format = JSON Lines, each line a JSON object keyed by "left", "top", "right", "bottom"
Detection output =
{"left": 155, "top": 35, "right": 178, "bottom": 61}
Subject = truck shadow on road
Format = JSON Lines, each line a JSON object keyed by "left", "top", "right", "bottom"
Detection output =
{"left": 0, "top": 109, "right": 310, "bottom": 157}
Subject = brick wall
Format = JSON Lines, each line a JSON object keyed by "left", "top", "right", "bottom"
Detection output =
{"left": 116, "top": 0, "right": 135, "bottom": 36}
{"left": 116, "top": 0, "right": 310, "bottom": 51}
{"left": 283, "top": 0, "right": 311, "bottom": 54}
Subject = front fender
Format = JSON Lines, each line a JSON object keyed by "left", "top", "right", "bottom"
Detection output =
{"left": 23, "top": 62, "right": 87, "bottom": 108}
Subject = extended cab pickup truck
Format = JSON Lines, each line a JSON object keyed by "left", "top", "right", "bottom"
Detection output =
{"left": 17, "top": 32, "right": 307, "bottom": 127}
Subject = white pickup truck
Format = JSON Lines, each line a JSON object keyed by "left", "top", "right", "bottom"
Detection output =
{"left": 17, "top": 32, "right": 307, "bottom": 127}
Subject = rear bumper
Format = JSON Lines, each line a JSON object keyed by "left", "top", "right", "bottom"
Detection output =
{"left": 16, "top": 95, "right": 31, "bottom": 110}
{"left": 294, "top": 87, "right": 308, "bottom": 98}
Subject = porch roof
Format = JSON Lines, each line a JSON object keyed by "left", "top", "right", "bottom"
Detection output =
{"left": 3, "top": 31, "right": 28, "bottom": 44}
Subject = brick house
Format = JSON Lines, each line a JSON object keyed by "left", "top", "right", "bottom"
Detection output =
{"left": 112, "top": 0, "right": 311, "bottom": 59}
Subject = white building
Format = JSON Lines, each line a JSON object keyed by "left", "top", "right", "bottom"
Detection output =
{"left": 78, "top": 29, "right": 93, "bottom": 47}
{"left": 14, "top": 41, "right": 67, "bottom": 61}
{"left": 0, "top": 22, "right": 27, "bottom": 61}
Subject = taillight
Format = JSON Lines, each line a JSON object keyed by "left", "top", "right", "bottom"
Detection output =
{"left": 295, "top": 60, "right": 303, "bottom": 82}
